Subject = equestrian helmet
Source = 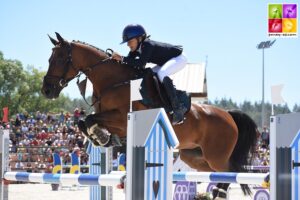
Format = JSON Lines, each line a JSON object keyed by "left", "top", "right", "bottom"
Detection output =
{"left": 121, "top": 24, "right": 146, "bottom": 44}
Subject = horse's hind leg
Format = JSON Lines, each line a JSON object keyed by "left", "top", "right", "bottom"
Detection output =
{"left": 212, "top": 183, "right": 230, "bottom": 200}
{"left": 179, "top": 148, "right": 213, "bottom": 171}
{"left": 180, "top": 148, "right": 230, "bottom": 200}
{"left": 201, "top": 128, "right": 237, "bottom": 172}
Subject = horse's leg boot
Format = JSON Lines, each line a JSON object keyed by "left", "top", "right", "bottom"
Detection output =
{"left": 78, "top": 120, "right": 101, "bottom": 146}
{"left": 88, "top": 124, "right": 111, "bottom": 146}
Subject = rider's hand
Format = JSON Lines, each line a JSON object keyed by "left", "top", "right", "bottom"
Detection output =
{"left": 111, "top": 52, "right": 123, "bottom": 62}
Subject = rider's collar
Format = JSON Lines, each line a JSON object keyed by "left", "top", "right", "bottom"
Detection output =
{"left": 136, "top": 42, "right": 142, "bottom": 54}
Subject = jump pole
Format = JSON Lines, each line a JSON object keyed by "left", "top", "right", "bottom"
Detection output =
{"left": 3, "top": 171, "right": 125, "bottom": 186}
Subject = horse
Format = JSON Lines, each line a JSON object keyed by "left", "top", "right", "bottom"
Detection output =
{"left": 41, "top": 33, "right": 258, "bottom": 199}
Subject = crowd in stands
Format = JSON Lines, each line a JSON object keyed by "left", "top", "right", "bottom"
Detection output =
{"left": 252, "top": 127, "right": 270, "bottom": 167}
{"left": 0, "top": 108, "right": 89, "bottom": 173}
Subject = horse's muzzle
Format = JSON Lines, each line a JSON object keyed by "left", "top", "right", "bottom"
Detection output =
{"left": 41, "top": 83, "right": 60, "bottom": 99}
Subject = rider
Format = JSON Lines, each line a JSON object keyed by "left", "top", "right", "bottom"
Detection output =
{"left": 112, "top": 24, "right": 187, "bottom": 125}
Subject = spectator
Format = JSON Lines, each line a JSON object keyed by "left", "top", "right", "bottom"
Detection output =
{"left": 36, "top": 111, "right": 42, "bottom": 121}
{"left": 80, "top": 107, "right": 86, "bottom": 119}
{"left": 261, "top": 127, "right": 270, "bottom": 147}
{"left": 15, "top": 128, "right": 22, "bottom": 139}
{"left": 77, "top": 136, "right": 84, "bottom": 148}
{"left": 59, "top": 111, "right": 65, "bottom": 125}
{"left": 26, "top": 162, "right": 33, "bottom": 173}
{"left": 15, "top": 114, "right": 21, "bottom": 127}
{"left": 21, "top": 122, "right": 29, "bottom": 133}
{"left": 73, "top": 108, "right": 80, "bottom": 125}
{"left": 65, "top": 112, "right": 71, "bottom": 121}
{"left": 15, "top": 161, "right": 24, "bottom": 169}
{"left": 27, "top": 116, "right": 36, "bottom": 126}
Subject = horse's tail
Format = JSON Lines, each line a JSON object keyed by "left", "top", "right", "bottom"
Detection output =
{"left": 228, "top": 110, "right": 258, "bottom": 195}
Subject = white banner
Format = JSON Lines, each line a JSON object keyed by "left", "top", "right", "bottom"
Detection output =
{"left": 271, "top": 84, "right": 285, "bottom": 105}
{"left": 130, "top": 79, "right": 143, "bottom": 102}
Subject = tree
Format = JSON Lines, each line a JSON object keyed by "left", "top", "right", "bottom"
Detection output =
{"left": 208, "top": 97, "right": 292, "bottom": 130}
{"left": 0, "top": 54, "right": 27, "bottom": 114}
{"left": 273, "top": 103, "right": 290, "bottom": 114}
{"left": 212, "top": 98, "right": 238, "bottom": 110}
{"left": 293, "top": 104, "right": 300, "bottom": 112}
{"left": 0, "top": 51, "right": 73, "bottom": 116}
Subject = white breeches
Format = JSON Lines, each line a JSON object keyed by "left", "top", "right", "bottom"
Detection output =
{"left": 151, "top": 53, "right": 187, "bottom": 82}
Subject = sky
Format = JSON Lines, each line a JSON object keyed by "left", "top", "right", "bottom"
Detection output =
{"left": 0, "top": 0, "right": 299, "bottom": 109}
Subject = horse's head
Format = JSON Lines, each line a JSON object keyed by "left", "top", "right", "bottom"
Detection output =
{"left": 41, "top": 32, "right": 79, "bottom": 99}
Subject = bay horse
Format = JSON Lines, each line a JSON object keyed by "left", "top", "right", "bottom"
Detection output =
{"left": 41, "top": 33, "right": 258, "bottom": 199}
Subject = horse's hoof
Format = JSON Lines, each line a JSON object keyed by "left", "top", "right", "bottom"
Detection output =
{"left": 213, "top": 189, "right": 227, "bottom": 200}
{"left": 214, "top": 198, "right": 226, "bottom": 200}
{"left": 212, "top": 186, "right": 219, "bottom": 199}
{"left": 88, "top": 124, "right": 111, "bottom": 146}
{"left": 111, "top": 134, "right": 122, "bottom": 147}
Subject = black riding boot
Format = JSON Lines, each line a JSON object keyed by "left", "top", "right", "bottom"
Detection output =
{"left": 162, "top": 77, "right": 186, "bottom": 125}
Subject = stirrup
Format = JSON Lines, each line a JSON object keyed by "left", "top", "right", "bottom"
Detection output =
{"left": 172, "top": 105, "right": 188, "bottom": 125}
{"left": 172, "top": 119, "right": 184, "bottom": 125}
{"left": 172, "top": 112, "right": 184, "bottom": 125}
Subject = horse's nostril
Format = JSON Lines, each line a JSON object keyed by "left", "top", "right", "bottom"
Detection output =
{"left": 45, "top": 89, "right": 50, "bottom": 95}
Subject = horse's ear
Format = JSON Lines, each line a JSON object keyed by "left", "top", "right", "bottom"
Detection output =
{"left": 48, "top": 34, "right": 58, "bottom": 46}
{"left": 55, "top": 32, "right": 65, "bottom": 43}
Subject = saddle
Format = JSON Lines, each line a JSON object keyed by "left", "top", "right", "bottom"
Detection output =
{"left": 139, "top": 68, "right": 191, "bottom": 114}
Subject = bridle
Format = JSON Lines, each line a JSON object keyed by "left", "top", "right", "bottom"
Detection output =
{"left": 43, "top": 42, "right": 112, "bottom": 89}
{"left": 43, "top": 41, "right": 142, "bottom": 108}
{"left": 43, "top": 41, "right": 116, "bottom": 108}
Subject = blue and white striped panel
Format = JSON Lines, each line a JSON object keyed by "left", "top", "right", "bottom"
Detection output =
{"left": 173, "top": 172, "right": 267, "bottom": 184}
{"left": 145, "top": 123, "right": 171, "bottom": 200}
{"left": 4, "top": 172, "right": 124, "bottom": 186}
{"left": 157, "top": 112, "right": 179, "bottom": 149}
{"left": 291, "top": 134, "right": 300, "bottom": 200}
{"left": 244, "top": 165, "right": 269, "bottom": 171}
{"left": 87, "top": 144, "right": 102, "bottom": 200}
{"left": 4, "top": 172, "right": 84, "bottom": 185}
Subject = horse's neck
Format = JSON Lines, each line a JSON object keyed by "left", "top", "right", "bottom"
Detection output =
{"left": 72, "top": 43, "right": 136, "bottom": 92}
{"left": 89, "top": 61, "right": 134, "bottom": 89}
{"left": 72, "top": 42, "right": 107, "bottom": 70}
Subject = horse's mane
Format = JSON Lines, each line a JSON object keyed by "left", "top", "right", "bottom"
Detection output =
{"left": 72, "top": 40, "right": 108, "bottom": 55}
{"left": 71, "top": 40, "right": 142, "bottom": 82}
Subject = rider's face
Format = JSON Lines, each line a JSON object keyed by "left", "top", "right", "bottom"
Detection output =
{"left": 127, "top": 38, "right": 139, "bottom": 52}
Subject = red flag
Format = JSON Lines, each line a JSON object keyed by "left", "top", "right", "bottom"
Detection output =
{"left": 2, "top": 107, "right": 9, "bottom": 123}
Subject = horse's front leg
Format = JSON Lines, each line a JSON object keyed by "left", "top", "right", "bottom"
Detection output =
{"left": 78, "top": 119, "right": 102, "bottom": 146}
{"left": 80, "top": 109, "right": 127, "bottom": 147}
